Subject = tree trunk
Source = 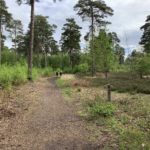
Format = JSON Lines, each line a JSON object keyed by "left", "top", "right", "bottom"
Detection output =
{"left": 44, "top": 52, "right": 47, "bottom": 68}
{"left": 14, "top": 24, "right": 17, "bottom": 54}
{"left": 37, "top": 46, "right": 40, "bottom": 68}
{"left": 61, "top": 51, "right": 63, "bottom": 70}
{"left": 91, "top": 4, "right": 95, "bottom": 76}
{"left": 0, "top": 19, "right": 2, "bottom": 65}
{"left": 105, "top": 72, "right": 108, "bottom": 79}
{"left": 28, "top": 0, "right": 35, "bottom": 80}
{"left": 69, "top": 50, "right": 72, "bottom": 69}
{"left": 140, "top": 72, "right": 143, "bottom": 79}
{"left": 14, "top": 24, "right": 18, "bottom": 60}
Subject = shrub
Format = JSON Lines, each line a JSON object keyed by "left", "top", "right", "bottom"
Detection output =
{"left": 0, "top": 64, "right": 27, "bottom": 88}
{"left": 63, "top": 67, "right": 73, "bottom": 73}
{"left": 0, "top": 65, "right": 53, "bottom": 89}
{"left": 41, "top": 67, "right": 53, "bottom": 77}
{"left": 12, "top": 64, "right": 27, "bottom": 85}
{"left": 73, "top": 63, "right": 89, "bottom": 74}
{"left": 1, "top": 50, "right": 17, "bottom": 65}
{"left": 87, "top": 100, "right": 116, "bottom": 117}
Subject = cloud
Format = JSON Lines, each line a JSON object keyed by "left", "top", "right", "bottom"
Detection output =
{"left": 4, "top": 0, "right": 150, "bottom": 54}
{"left": 105, "top": 0, "right": 150, "bottom": 49}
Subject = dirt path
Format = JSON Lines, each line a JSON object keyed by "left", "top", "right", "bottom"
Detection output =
{"left": 0, "top": 77, "right": 100, "bottom": 150}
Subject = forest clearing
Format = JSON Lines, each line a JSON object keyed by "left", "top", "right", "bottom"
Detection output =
{"left": 1, "top": 0, "right": 150, "bottom": 149}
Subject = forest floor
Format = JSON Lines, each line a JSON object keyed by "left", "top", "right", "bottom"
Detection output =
{"left": 0, "top": 76, "right": 106, "bottom": 150}
{"left": 1, "top": 74, "right": 150, "bottom": 150}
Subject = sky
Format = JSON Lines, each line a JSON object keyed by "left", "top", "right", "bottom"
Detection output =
{"left": 4, "top": 0, "right": 150, "bottom": 55}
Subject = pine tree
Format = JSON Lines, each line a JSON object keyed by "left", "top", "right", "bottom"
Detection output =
{"left": 0, "top": 0, "right": 12, "bottom": 65}
{"left": 60, "top": 18, "right": 82, "bottom": 68}
{"left": 74, "top": 0, "right": 113, "bottom": 76}
{"left": 9, "top": 19, "right": 23, "bottom": 55}
{"left": 16, "top": 0, "right": 62, "bottom": 80}
{"left": 140, "top": 15, "right": 150, "bottom": 53}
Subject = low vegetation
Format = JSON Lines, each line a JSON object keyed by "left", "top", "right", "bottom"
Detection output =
{"left": 0, "top": 64, "right": 53, "bottom": 89}
{"left": 90, "top": 72, "right": 150, "bottom": 94}
{"left": 87, "top": 98, "right": 116, "bottom": 118}
{"left": 57, "top": 75, "right": 150, "bottom": 149}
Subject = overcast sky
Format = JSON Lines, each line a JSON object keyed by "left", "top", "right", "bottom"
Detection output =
{"left": 5, "top": 0, "right": 150, "bottom": 55}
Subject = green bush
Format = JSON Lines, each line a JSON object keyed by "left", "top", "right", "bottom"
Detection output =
{"left": 63, "top": 67, "right": 73, "bottom": 73}
{"left": 40, "top": 67, "right": 53, "bottom": 77}
{"left": 1, "top": 50, "right": 17, "bottom": 65}
{"left": 12, "top": 64, "right": 28, "bottom": 85}
{"left": 0, "top": 64, "right": 27, "bottom": 88}
{"left": 0, "top": 64, "right": 53, "bottom": 89}
{"left": 87, "top": 100, "right": 116, "bottom": 117}
{"left": 73, "top": 63, "right": 89, "bottom": 74}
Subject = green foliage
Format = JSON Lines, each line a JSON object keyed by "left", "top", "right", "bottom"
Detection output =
{"left": 48, "top": 54, "right": 70, "bottom": 69}
{"left": 126, "top": 51, "right": 150, "bottom": 78}
{"left": 74, "top": 63, "right": 89, "bottom": 74}
{"left": 32, "top": 54, "right": 70, "bottom": 69}
{"left": 60, "top": 18, "right": 81, "bottom": 67}
{"left": 91, "top": 29, "right": 114, "bottom": 73}
{"left": 63, "top": 67, "right": 73, "bottom": 73}
{"left": 87, "top": 99, "right": 116, "bottom": 117}
{"left": 140, "top": 15, "right": 150, "bottom": 53}
{"left": 0, "top": 64, "right": 27, "bottom": 88}
{"left": 0, "top": 64, "right": 53, "bottom": 89}
{"left": 135, "top": 55, "right": 150, "bottom": 77}
{"left": 1, "top": 50, "right": 17, "bottom": 65}
{"left": 41, "top": 67, "right": 53, "bottom": 77}
{"left": 0, "top": 0, "right": 12, "bottom": 28}
{"left": 9, "top": 19, "right": 23, "bottom": 50}
{"left": 33, "top": 15, "right": 58, "bottom": 55}
{"left": 74, "top": 0, "right": 113, "bottom": 30}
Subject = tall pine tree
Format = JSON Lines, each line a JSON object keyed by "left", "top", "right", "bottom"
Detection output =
{"left": 74, "top": 0, "right": 113, "bottom": 76}
{"left": 140, "top": 15, "right": 150, "bottom": 53}
{"left": 60, "top": 18, "right": 82, "bottom": 68}
{"left": 0, "top": 0, "right": 12, "bottom": 65}
{"left": 16, "top": 0, "right": 62, "bottom": 80}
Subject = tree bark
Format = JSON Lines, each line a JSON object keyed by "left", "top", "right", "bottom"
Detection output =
{"left": 14, "top": 24, "right": 17, "bottom": 53}
{"left": 0, "top": 19, "right": 2, "bottom": 65}
{"left": 91, "top": 3, "right": 95, "bottom": 76}
{"left": 44, "top": 52, "right": 47, "bottom": 68}
{"left": 28, "top": 0, "right": 35, "bottom": 80}
{"left": 107, "top": 84, "right": 111, "bottom": 101}
{"left": 14, "top": 24, "right": 18, "bottom": 60}
{"left": 105, "top": 72, "right": 108, "bottom": 79}
{"left": 140, "top": 72, "right": 143, "bottom": 79}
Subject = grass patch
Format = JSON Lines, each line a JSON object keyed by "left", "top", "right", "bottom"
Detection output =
{"left": 0, "top": 64, "right": 53, "bottom": 89}
{"left": 0, "top": 64, "right": 28, "bottom": 89}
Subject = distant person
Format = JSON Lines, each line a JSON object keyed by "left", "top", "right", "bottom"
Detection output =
{"left": 56, "top": 72, "right": 59, "bottom": 77}
{"left": 60, "top": 71, "right": 63, "bottom": 77}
